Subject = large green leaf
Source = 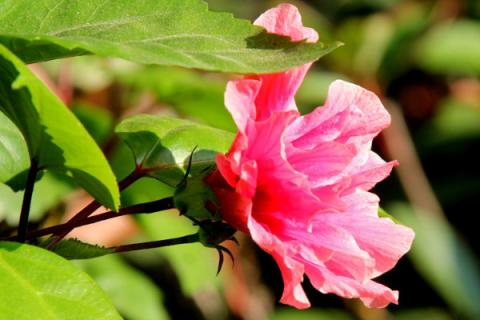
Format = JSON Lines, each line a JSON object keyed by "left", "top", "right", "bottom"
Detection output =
{"left": 116, "top": 114, "right": 234, "bottom": 186}
{"left": 0, "top": 44, "right": 119, "bottom": 210}
{"left": 0, "top": 241, "right": 121, "bottom": 319}
{"left": 0, "top": 0, "right": 339, "bottom": 73}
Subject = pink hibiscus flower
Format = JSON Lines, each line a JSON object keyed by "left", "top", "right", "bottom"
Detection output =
{"left": 206, "top": 4, "right": 414, "bottom": 309}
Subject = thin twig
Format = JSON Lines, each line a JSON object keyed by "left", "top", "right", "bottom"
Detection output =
{"left": 46, "top": 169, "right": 145, "bottom": 249}
{"left": 6, "top": 197, "right": 175, "bottom": 241}
{"left": 112, "top": 233, "right": 199, "bottom": 253}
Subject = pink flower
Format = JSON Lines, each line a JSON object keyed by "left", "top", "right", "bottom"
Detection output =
{"left": 206, "top": 4, "right": 414, "bottom": 309}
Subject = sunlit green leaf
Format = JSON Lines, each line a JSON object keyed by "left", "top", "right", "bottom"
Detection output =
{"left": 0, "top": 44, "right": 119, "bottom": 210}
{"left": 0, "top": 0, "right": 339, "bottom": 73}
{"left": 0, "top": 241, "right": 121, "bottom": 319}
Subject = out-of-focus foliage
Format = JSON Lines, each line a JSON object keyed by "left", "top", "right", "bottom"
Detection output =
{"left": 392, "top": 203, "right": 480, "bottom": 319}
{"left": 77, "top": 255, "right": 169, "bottom": 320}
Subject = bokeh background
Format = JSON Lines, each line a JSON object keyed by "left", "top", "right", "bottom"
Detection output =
{"left": 1, "top": 0, "right": 479, "bottom": 319}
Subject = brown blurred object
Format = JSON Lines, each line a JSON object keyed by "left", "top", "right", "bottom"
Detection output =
{"left": 450, "top": 78, "right": 480, "bottom": 106}
{"left": 29, "top": 62, "right": 73, "bottom": 105}
{"left": 63, "top": 190, "right": 139, "bottom": 246}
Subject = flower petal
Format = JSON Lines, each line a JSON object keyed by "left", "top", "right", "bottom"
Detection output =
{"left": 224, "top": 79, "right": 261, "bottom": 133}
{"left": 248, "top": 216, "right": 311, "bottom": 309}
{"left": 305, "top": 262, "right": 399, "bottom": 308}
{"left": 254, "top": 3, "right": 318, "bottom": 42}
{"left": 287, "top": 80, "right": 391, "bottom": 150}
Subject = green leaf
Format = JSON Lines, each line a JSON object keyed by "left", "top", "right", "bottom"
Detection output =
{"left": 392, "top": 203, "right": 480, "bottom": 319}
{"left": 0, "top": 44, "right": 119, "bottom": 210}
{"left": 0, "top": 111, "right": 30, "bottom": 183}
{"left": 0, "top": 241, "right": 121, "bottom": 319}
{"left": 77, "top": 255, "right": 169, "bottom": 320}
{"left": 45, "top": 238, "right": 113, "bottom": 260}
{"left": 116, "top": 114, "right": 234, "bottom": 186}
{"left": 0, "top": 0, "right": 339, "bottom": 73}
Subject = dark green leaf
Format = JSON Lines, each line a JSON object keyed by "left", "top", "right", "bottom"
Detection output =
{"left": 0, "top": 241, "right": 121, "bottom": 319}
{"left": 116, "top": 114, "right": 234, "bottom": 186}
{"left": 0, "top": 0, "right": 339, "bottom": 73}
{"left": 46, "top": 238, "right": 113, "bottom": 260}
{"left": 0, "top": 44, "right": 119, "bottom": 210}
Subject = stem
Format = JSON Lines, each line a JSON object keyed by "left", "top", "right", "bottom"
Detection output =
{"left": 17, "top": 160, "right": 39, "bottom": 242}
{"left": 46, "top": 169, "right": 144, "bottom": 249}
{"left": 112, "top": 234, "right": 199, "bottom": 253}
{"left": 15, "top": 197, "right": 174, "bottom": 241}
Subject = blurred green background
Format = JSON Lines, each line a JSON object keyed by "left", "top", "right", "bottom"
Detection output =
{"left": 1, "top": 0, "right": 479, "bottom": 319}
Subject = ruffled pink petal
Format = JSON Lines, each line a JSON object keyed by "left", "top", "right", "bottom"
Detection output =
{"left": 289, "top": 223, "right": 375, "bottom": 282}
{"left": 249, "top": 69, "right": 307, "bottom": 120}
{"left": 305, "top": 262, "right": 399, "bottom": 308}
{"left": 287, "top": 80, "right": 391, "bottom": 150}
{"left": 254, "top": 3, "right": 318, "bottom": 42}
{"left": 247, "top": 4, "right": 319, "bottom": 121}
{"left": 286, "top": 141, "right": 356, "bottom": 188}
{"left": 248, "top": 216, "right": 311, "bottom": 309}
{"left": 244, "top": 111, "right": 299, "bottom": 172}
{"left": 318, "top": 210, "right": 414, "bottom": 276}
{"left": 224, "top": 79, "right": 261, "bottom": 133}
{"left": 342, "top": 152, "right": 398, "bottom": 193}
